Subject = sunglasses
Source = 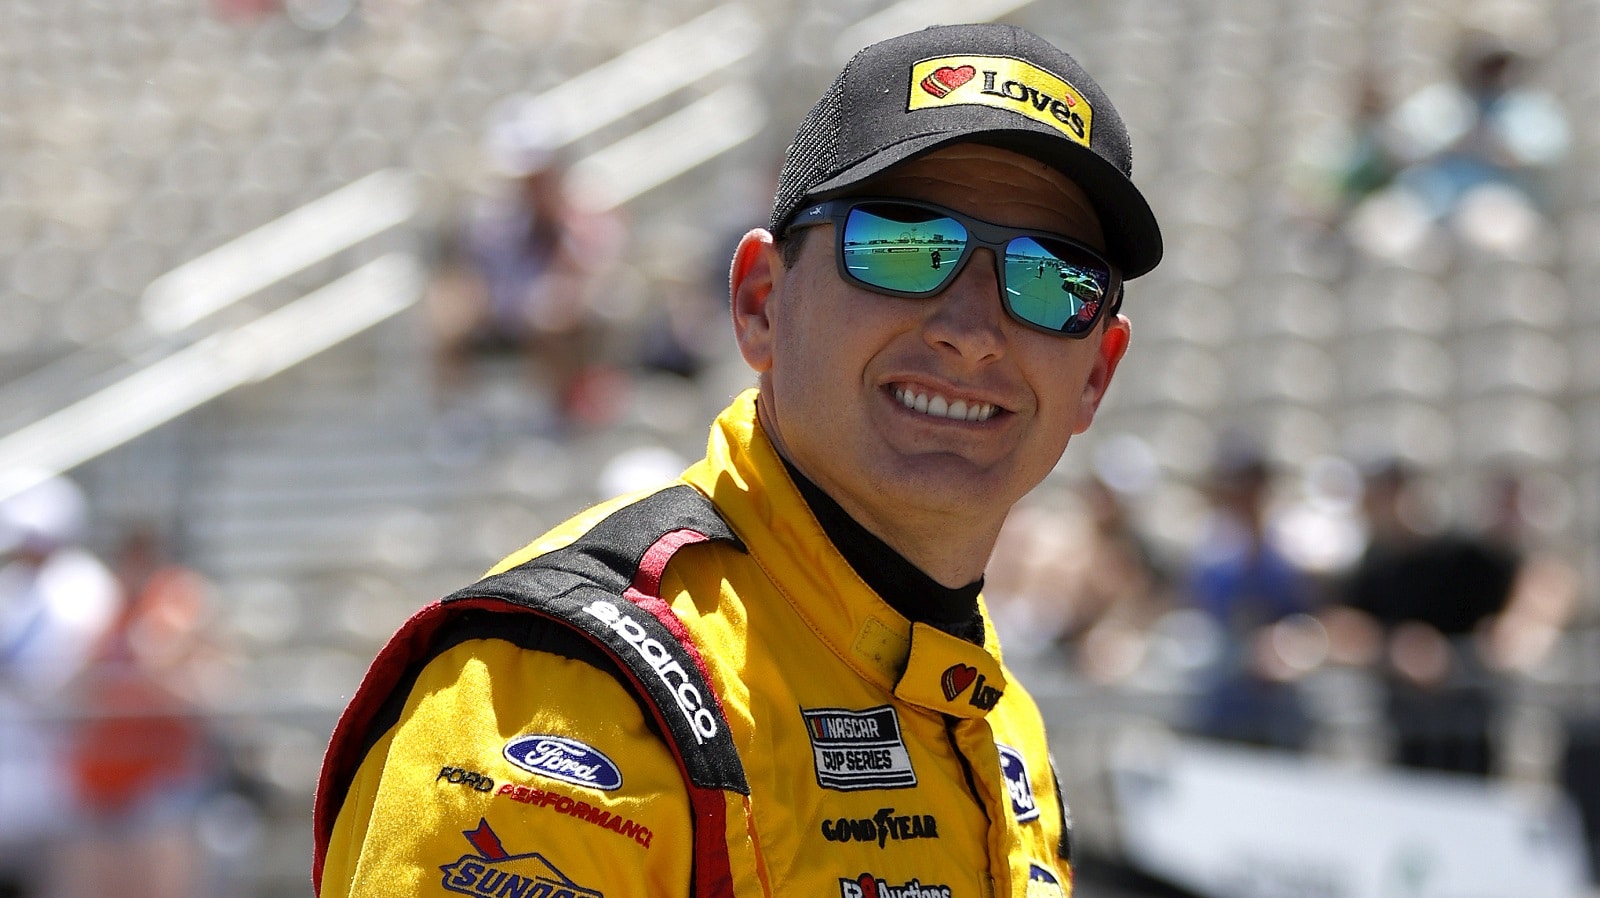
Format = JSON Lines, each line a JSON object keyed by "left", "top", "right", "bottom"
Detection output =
{"left": 786, "top": 198, "right": 1122, "bottom": 338}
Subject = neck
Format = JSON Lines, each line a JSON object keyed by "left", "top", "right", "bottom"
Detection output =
{"left": 835, "top": 494, "right": 998, "bottom": 588}
{"left": 756, "top": 400, "right": 998, "bottom": 588}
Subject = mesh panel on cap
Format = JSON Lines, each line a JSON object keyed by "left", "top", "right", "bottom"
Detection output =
{"left": 768, "top": 72, "right": 845, "bottom": 234}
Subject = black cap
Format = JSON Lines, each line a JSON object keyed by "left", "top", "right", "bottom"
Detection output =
{"left": 769, "top": 23, "right": 1163, "bottom": 279}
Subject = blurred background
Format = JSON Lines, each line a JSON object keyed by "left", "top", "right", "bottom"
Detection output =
{"left": 0, "top": 0, "right": 1596, "bottom": 896}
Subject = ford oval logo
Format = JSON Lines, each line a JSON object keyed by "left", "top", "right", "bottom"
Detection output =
{"left": 503, "top": 735, "right": 623, "bottom": 791}
{"left": 997, "top": 744, "right": 1039, "bottom": 823}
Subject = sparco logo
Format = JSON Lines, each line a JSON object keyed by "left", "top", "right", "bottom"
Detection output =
{"left": 821, "top": 808, "right": 938, "bottom": 848}
{"left": 582, "top": 599, "right": 717, "bottom": 743}
{"left": 504, "top": 735, "right": 623, "bottom": 791}
{"left": 839, "top": 873, "right": 952, "bottom": 898}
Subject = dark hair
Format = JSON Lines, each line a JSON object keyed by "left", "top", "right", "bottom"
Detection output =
{"left": 776, "top": 228, "right": 808, "bottom": 269}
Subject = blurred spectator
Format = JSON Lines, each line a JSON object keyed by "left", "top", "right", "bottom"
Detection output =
{"left": 1288, "top": 74, "right": 1405, "bottom": 232}
{"left": 1182, "top": 444, "right": 1318, "bottom": 749}
{"left": 985, "top": 478, "right": 1170, "bottom": 681}
{"left": 0, "top": 477, "right": 120, "bottom": 898}
{"left": 426, "top": 123, "right": 628, "bottom": 432}
{"left": 1338, "top": 31, "right": 1571, "bottom": 262}
{"left": 51, "top": 525, "right": 227, "bottom": 898}
{"left": 1389, "top": 32, "right": 1570, "bottom": 222}
{"left": 1323, "top": 461, "right": 1563, "bottom": 776}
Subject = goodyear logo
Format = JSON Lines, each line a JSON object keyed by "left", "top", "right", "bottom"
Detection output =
{"left": 907, "top": 55, "right": 1092, "bottom": 146}
{"left": 439, "top": 818, "right": 602, "bottom": 898}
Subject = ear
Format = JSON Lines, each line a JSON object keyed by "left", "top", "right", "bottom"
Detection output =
{"left": 730, "top": 228, "right": 783, "bottom": 374}
{"left": 1073, "top": 313, "right": 1131, "bottom": 434}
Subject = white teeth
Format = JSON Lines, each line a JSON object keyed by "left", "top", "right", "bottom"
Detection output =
{"left": 891, "top": 387, "right": 997, "bottom": 422}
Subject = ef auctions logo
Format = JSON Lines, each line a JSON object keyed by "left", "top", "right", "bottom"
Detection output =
{"left": 940, "top": 663, "right": 1002, "bottom": 710}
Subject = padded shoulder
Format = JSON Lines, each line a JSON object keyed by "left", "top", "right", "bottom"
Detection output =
{"left": 313, "top": 485, "right": 746, "bottom": 893}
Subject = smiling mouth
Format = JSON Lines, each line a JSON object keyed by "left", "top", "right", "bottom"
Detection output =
{"left": 890, "top": 385, "right": 999, "bottom": 422}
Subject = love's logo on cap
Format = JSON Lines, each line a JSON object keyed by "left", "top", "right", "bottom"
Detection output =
{"left": 919, "top": 64, "right": 975, "bottom": 98}
{"left": 907, "top": 55, "right": 1092, "bottom": 147}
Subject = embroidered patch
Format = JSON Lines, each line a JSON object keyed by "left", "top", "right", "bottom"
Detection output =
{"left": 998, "top": 744, "right": 1040, "bottom": 823}
{"left": 907, "top": 55, "right": 1092, "bottom": 146}
{"left": 802, "top": 706, "right": 917, "bottom": 791}
{"left": 437, "top": 766, "right": 496, "bottom": 793}
{"left": 821, "top": 808, "right": 939, "bottom": 848}
{"left": 439, "top": 818, "right": 602, "bottom": 898}
{"left": 579, "top": 598, "right": 720, "bottom": 744}
{"left": 940, "top": 663, "right": 1002, "bottom": 710}
{"left": 504, "top": 735, "right": 623, "bottom": 792}
{"left": 1026, "top": 863, "right": 1068, "bottom": 898}
{"left": 839, "top": 872, "right": 953, "bottom": 898}
{"left": 940, "top": 664, "right": 976, "bottom": 701}
{"left": 496, "top": 783, "right": 653, "bottom": 850}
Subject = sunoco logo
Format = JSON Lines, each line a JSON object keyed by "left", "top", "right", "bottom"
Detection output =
{"left": 439, "top": 818, "right": 603, "bottom": 898}
{"left": 802, "top": 706, "right": 917, "bottom": 792}
{"left": 582, "top": 599, "right": 717, "bottom": 743}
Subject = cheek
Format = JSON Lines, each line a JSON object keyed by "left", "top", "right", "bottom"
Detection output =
{"left": 1019, "top": 338, "right": 1097, "bottom": 418}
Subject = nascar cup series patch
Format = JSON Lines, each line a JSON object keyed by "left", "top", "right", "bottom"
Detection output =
{"left": 802, "top": 706, "right": 917, "bottom": 791}
{"left": 907, "top": 55, "right": 1093, "bottom": 146}
{"left": 440, "top": 818, "right": 602, "bottom": 898}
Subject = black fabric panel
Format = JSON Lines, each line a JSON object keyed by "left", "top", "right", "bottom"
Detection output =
{"left": 459, "top": 484, "right": 743, "bottom": 599}
{"left": 444, "top": 485, "right": 749, "bottom": 795}
{"left": 780, "top": 454, "right": 985, "bottom": 644}
{"left": 449, "top": 582, "right": 748, "bottom": 795}
{"left": 1050, "top": 759, "right": 1074, "bottom": 862}
{"left": 351, "top": 609, "right": 662, "bottom": 772}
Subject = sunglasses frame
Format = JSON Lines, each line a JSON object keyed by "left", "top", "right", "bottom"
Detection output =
{"left": 786, "top": 197, "right": 1124, "bottom": 339}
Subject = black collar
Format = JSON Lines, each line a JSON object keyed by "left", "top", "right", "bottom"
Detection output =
{"left": 780, "top": 455, "right": 985, "bottom": 645}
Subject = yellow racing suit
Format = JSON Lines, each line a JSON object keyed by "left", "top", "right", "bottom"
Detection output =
{"left": 314, "top": 390, "right": 1075, "bottom": 898}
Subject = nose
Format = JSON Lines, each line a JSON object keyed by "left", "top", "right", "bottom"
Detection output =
{"left": 922, "top": 247, "right": 1007, "bottom": 364}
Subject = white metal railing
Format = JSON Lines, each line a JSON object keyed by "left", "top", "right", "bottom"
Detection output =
{"left": 140, "top": 169, "right": 423, "bottom": 337}
{"left": 0, "top": 254, "right": 425, "bottom": 502}
{"left": 0, "top": 5, "right": 773, "bottom": 502}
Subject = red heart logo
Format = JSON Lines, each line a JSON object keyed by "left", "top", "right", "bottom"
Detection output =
{"left": 941, "top": 664, "right": 977, "bottom": 701}
{"left": 920, "top": 65, "right": 976, "bottom": 98}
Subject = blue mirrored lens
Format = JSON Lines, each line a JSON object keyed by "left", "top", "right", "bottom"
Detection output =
{"left": 1003, "top": 236, "right": 1110, "bottom": 334}
{"left": 842, "top": 204, "right": 966, "bottom": 293}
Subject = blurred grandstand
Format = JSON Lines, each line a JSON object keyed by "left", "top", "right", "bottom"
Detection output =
{"left": 0, "top": 0, "right": 1597, "bottom": 895}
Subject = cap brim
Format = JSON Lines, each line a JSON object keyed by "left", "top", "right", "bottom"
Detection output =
{"left": 800, "top": 129, "right": 1163, "bottom": 280}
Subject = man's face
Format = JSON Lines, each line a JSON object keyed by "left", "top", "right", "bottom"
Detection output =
{"left": 736, "top": 143, "right": 1130, "bottom": 543}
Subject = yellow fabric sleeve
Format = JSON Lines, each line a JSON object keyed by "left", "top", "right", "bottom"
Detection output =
{"left": 322, "top": 637, "right": 693, "bottom": 898}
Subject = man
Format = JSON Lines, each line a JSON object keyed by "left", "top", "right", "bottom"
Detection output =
{"left": 314, "top": 22, "right": 1161, "bottom": 898}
